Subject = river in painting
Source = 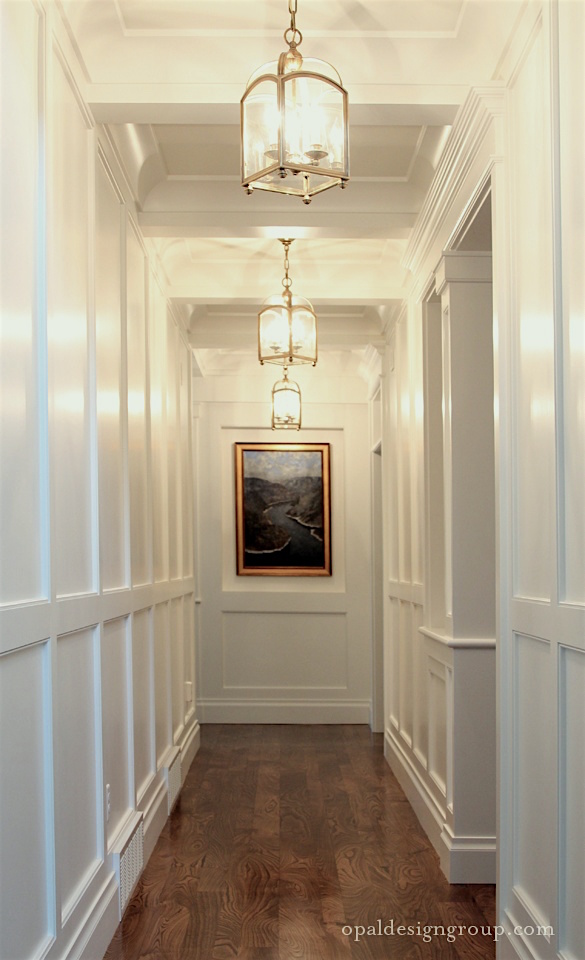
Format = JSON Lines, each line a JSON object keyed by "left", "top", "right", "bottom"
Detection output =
{"left": 244, "top": 501, "right": 324, "bottom": 568}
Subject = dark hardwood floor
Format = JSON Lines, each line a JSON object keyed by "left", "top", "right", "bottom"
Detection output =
{"left": 104, "top": 725, "right": 496, "bottom": 959}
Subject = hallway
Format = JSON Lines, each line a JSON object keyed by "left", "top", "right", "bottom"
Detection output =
{"left": 2, "top": 4, "right": 583, "bottom": 959}
{"left": 103, "top": 726, "right": 495, "bottom": 960}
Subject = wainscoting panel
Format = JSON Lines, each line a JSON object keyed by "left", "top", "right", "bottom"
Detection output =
{"left": 154, "top": 601, "right": 172, "bottom": 767}
{"left": 170, "top": 596, "right": 185, "bottom": 741}
{"left": 397, "top": 599, "right": 413, "bottom": 745}
{"left": 101, "top": 616, "right": 132, "bottom": 848}
{"left": 183, "top": 593, "right": 196, "bottom": 715}
{"left": 0, "top": 641, "right": 52, "bottom": 960}
{"left": 0, "top": 9, "right": 199, "bottom": 958}
{"left": 194, "top": 407, "right": 372, "bottom": 724}
{"left": 559, "top": 645, "right": 585, "bottom": 958}
{"left": 512, "top": 633, "right": 555, "bottom": 930}
{"left": 427, "top": 656, "right": 448, "bottom": 798}
{"left": 222, "top": 611, "right": 348, "bottom": 690}
{"left": 0, "top": 0, "right": 47, "bottom": 608}
{"left": 132, "top": 608, "right": 155, "bottom": 806}
{"left": 56, "top": 626, "right": 101, "bottom": 923}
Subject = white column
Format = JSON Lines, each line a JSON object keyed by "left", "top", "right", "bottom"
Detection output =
{"left": 422, "top": 250, "right": 496, "bottom": 882}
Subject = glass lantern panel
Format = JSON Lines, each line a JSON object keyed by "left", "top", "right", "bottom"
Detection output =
{"left": 273, "top": 383, "right": 301, "bottom": 427}
{"left": 242, "top": 78, "right": 279, "bottom": 181}
{"left": 259, "top": 306, "right": 290, "bottom": 359}
{"left": 290, "top": 306, "right": 317, "bottom": 358}
{"left": 282, "top": 74, "right": 346, "bottom": 174}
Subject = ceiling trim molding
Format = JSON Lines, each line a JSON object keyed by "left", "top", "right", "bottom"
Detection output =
{"left": 403, "top": 85, "right": 506, "bottom": 284}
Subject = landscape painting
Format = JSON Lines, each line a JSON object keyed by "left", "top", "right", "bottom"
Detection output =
{"left": 235, "top": 442, "right": 331, "bottom": 576}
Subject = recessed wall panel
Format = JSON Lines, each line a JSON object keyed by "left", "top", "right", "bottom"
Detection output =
{"left": 559, "top": 645, "right": 585, "bottom": 958}
{"left": 558, "top": 0, "right": 585, "bottom": 605}
{"left": 388, "top": 596, "right": 400, "bottom": 725}
{"left": 411, "top": 311, "right": 424, "bottom": 586}
{"left": 170, "top": 596, "right": 184, "bottom": 739}
{"left": 222, "top": 612, "right": 347, "bottom": 689}
{"left": 127, "top": 224, "right": 150, "bottom": 586}
{"left": 510, "top": 30, "right": 555, "bottom": 601}
{"left": 0, "top": 642, "right": 51, "bottom": 960}
{"left": 48, "top": 55, "right": 95, "bottom": 598}
{"left": 427, "top": 658, "right": 447, "bottom": 796}
{"left": 512, "top": 633, "right": 554, "bottom": 927}
{"left": 96, "top": 159, "right": 128, "bottom": 592}
{"left": 183, "top": 594, "right": 195, "bottom": 692}
{"left": 0, "top": 2, "right": 46, "bottom": 606}
{"left": 386, "top": 340, "right": 399, "bottom": 584}
{"left": 101, "top": 617, "right": 131, "bottom": 846}
{"left": 397, "top": 321, "right": 412, "bottom": 584}
{"left": 180, "top": 345, "right": 193, "bottom": 578}
{"left": 56, "top": 627, "right": 99, "bottom": 918}
{"left": 398, "top": 600, "right": 413, "bottom": 742}
{"left": 132, "top": 608, "right": 154, "bottom": 803}
{"left": 167, "top": 317, "right": 179, "bottom": 580}
{"left": 412, "top": 603, "right": 428, "bottom": 762}
{"left": 150, "top": 276, "right": 168, "bottom": 584}
{"left": 154, "top": 601, "right": 171, "bottom": 767}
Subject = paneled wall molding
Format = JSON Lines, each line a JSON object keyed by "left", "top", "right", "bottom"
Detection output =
{"left": 0, "top": 8, "right": 199, "bottom": 958}
{"left": 195, "top": 404, "right": 372, "bottom": 726}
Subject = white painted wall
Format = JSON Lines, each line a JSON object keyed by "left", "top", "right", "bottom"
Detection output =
{"left": 0, "top": 5, "right": 198, "bottom": 960}
{"left": 380, "top": 0, "right": 584, "bottom": 955}
{"left": 193, "top": 370, "right": 374, "bottom": 724}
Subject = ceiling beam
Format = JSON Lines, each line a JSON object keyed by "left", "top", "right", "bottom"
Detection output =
{"left": 87, "top": 87, "right": 462, "bottom": 125}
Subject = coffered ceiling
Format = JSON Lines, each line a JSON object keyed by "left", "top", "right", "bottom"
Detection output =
{"left": 58, "top": 0, "right": 521, "bottom": 376}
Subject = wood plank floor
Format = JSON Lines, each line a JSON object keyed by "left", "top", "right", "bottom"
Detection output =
{"left": 104, "top": 725, "right": 496, "bottom": 960}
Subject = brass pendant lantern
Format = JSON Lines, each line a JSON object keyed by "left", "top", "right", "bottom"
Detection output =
{"left": 241, "top": 0, "right": 349, "bottom": 204}
{"left": 258, "top": 239, "right": 317, "bottom": 367}
{"left": 271, "top": 367, "right": 302, "bottom": 430}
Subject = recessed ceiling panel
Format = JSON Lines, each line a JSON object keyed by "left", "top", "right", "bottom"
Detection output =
{"left": 117, "top": 1, "right": 465, "bottom": 36}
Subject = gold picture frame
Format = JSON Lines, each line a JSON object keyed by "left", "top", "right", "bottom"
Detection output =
{"left": 235, "top": 442, "right": 331, "bottom": 576}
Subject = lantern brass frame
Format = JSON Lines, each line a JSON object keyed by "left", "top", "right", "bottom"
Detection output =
{"left": 257, "top": 239, "right": 318, "bottom": 367}
{"left": 271, "top": 369, "right": 302, "bottom": 430}
{"left": 240, "top": 71, "right": 349, "bottom": 203}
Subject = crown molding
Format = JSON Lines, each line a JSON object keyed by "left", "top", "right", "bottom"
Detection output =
{"left": 403, "top": 86, "right": 506, "bottom": 285}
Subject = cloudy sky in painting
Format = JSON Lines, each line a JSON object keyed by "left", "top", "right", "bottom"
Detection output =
{"left": 243, "top": 449, "right": 322, "bottom": 482}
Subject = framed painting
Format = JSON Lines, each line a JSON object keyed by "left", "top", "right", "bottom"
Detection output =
{"left": 235, "top": 442, "right": 331, "bottom": 576}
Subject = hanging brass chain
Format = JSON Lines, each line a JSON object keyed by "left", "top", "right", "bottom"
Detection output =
{"left": 280, "top": 239, "right": 293, "bottom": 290}
{"left": 284, "top": 0, "right": 302, "bottom": 49}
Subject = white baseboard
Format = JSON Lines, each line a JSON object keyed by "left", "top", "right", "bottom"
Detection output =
{"left": 67, "top": 873, "right": 119, "bottom": 960}
{"left": 141, "top": 775, "right": 169, "bottom": 864}
{"left": 384, "top": 726, "right": 496, "bottom": 883}
{"left": 198, "top": 698, "right": 371, "bottom": 724}
{"left": 179, "top": 717, "right": 201, "bottom": 781}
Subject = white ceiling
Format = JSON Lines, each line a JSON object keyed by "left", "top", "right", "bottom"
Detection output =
{"left": 59, "top": 0, "right": 516, "bottom": 376}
